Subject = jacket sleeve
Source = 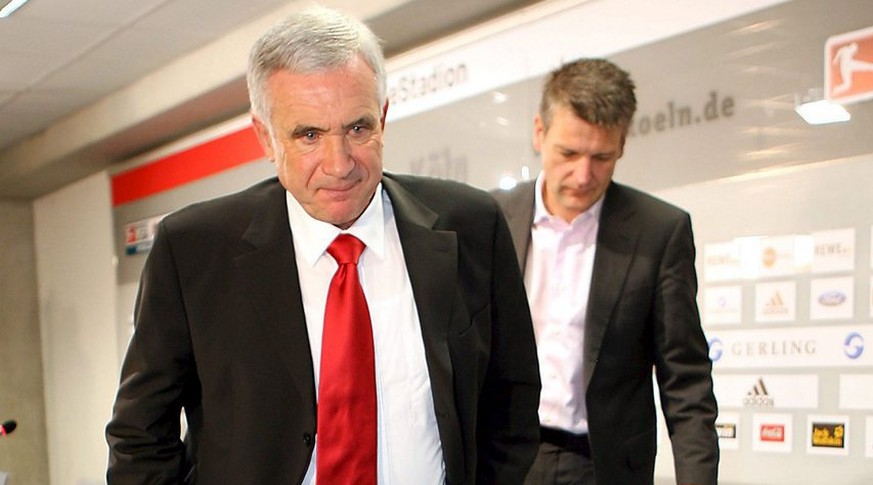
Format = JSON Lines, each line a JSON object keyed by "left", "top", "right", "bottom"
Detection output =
{"left": 652, "top": 213, "right": 719, "bottom": 485}
{"left": 106, "top": 221, "right": 194, "bottom": 484}
{"left": 475, "top": 204, "right": 541, "bottom": 484}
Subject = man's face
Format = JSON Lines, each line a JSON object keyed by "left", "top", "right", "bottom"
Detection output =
{"left": 534, "top": 105, "right": 623, "bottom": 222}
{"left": 253, "top": 56, "right": 385, "bottom": 229}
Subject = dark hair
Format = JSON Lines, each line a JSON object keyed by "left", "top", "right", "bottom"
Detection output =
{"left": 539, "top": 58, "right": 636, "bottom": 134}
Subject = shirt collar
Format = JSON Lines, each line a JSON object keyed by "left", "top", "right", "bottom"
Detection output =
{"left": 532, "top": 171, "right": 605, "bottom": 227}
{"left": 286, "top": 182, "right": 386, "bottom": 267}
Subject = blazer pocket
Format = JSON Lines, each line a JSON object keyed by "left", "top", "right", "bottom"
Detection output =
{"left": 457, "top": 302, "right": 489, "bottom": 338}
{"left": 452, "top": 303, "right": 491, "bottom": 375}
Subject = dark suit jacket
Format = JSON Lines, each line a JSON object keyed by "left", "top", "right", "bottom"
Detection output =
{"left": 106, "top": 174, "right": 541, "bottom": 484}
{"left": 492, "top": 180, "right": 718, "bottom": 485}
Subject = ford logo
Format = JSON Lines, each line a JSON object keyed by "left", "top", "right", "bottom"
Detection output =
{"left": 818, "top": 291, "right": 846, "bottom": 306}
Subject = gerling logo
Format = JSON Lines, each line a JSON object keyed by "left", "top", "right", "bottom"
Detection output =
{"left": 844, "top": 332, "right": 864, "bottom": 359}
{"left": 708, "top": 338, "right": 723, "bottom": 362}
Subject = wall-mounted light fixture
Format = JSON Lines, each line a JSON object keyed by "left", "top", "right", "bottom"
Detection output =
{"left": 0, "top": 0, "right": 30, "bottom": 18}
{"left": 794, "top": 87, "right": 851, "bottom": 125}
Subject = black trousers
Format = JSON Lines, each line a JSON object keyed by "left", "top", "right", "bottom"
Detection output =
{"left": 525, "top": 428, "right": 596, "bottom": 485}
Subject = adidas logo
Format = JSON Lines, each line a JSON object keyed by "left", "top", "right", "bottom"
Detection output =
{"left": 762, "top": 291, "right": 789, "bottom": 315}
{"left": 743, "top": 377, "right": 774, "bottom": 407}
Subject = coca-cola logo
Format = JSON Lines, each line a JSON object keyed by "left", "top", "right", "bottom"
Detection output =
{"left": 760, "top": 424, "right": 785, "bottom": 442}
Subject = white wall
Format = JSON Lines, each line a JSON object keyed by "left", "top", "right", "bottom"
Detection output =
{"left": 34, "top": 172, "right": 119, "bottom": 485}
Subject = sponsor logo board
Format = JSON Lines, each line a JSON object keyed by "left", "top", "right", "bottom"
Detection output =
{"left": 713, "top": 374, "right": 818, "bottom": 409}
{"left": 811, "top": 228, "right": 855, "bottom": 273}
{"left": 755, "top": 281, "right": 796, "bottom": 323}
{"left": 704, "top": 241, "right": 742, "bottom": 282}
{"left": 839, "top": 374, "right": 873, "bottom": 410}
{"left": 810, "top": 276, "right": 854, "bottom": 320}
{"left": 706, "top": 325, "right": 872, "bottom": 368}
{"left": 716, "top": 412, "right": 740, "bottom": 451}
{"left": 757, "top": 235, "right": 807, "bottom": 278}
{"left": 753, "top": 413, "right": 793, "bottom": 453}
{"left": 867, "top": 417, "right": 873, "bottom": 458}
{"left": 703, "top": 285, "right": 742, "bottom": 325}
{"left": 807, "top": 415, "right": 849, "bottom": 455}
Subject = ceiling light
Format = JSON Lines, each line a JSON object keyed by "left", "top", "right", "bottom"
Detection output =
{"left": 492, "top": 91, "right": 508, "bottom": 104}
{"left": 0, "top": 0, "right": 30, "bottom": 18}
{"left": 794, "top": 100, "right": 851, "bottom": 125}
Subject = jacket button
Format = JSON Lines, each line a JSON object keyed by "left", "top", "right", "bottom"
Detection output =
{"left": 303, "top": 433, "right": 313, "bottom": 447}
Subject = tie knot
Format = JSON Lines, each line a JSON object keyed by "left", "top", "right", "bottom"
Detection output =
{"left": 327, "top": 234, "right": 365, "bottom": 265}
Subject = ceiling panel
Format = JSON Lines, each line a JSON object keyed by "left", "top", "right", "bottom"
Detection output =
{"left": 136, "top": 0, "right": 292, "bottom": 37}
{"left": 0, "top": 0, "right": 545, "bottom": 197}
{"left": 13, "top": 0, "right": 169, "bottom": 25}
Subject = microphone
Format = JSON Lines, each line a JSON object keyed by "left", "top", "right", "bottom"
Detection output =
{"left": 1, "top": 420, "right": 16, "bottom": 436}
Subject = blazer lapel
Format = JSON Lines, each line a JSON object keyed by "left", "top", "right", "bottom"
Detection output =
{"left": 500, "top": 181, "right": 536, "bottom": 269}
{"left": 381, "top": 175, "right": 464, "bottom": 483}
{"left": 584, "top": 183, "right": 640, "bottom": 385}
{"left": 234, "top": 182, "right": 316, "bottom": 404}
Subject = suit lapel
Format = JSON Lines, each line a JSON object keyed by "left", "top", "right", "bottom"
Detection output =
{"left": 500, "top": 181, "right": 536, "bottom": 269}
{"left": 234, "top": 181, "right": 316, "bottom": 404}
{"left": 584, "top": 183, "right": 640, "bottom": 385}
{"left": 381, "top": 176, "right": 463, "bottom": 482}
{"left": 381, "top": 176, "right": 456, "bottom": 399}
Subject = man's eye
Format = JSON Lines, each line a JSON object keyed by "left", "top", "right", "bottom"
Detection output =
{"left": 348, "top": 124, "right": 372, "bottom": 140}
{"left": 295, "top": 130, "right": 322, "bottom": 145}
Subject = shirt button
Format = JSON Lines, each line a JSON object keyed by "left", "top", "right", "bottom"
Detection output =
{"left": 303, "top": 433, "right": 313, "bottom": 447}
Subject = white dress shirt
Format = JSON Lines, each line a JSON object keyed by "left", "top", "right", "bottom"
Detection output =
{"left": 524, "top": 173, "right": 603, "bottom": 435}
{"left": 287, "top": 184, "right": 446, "bottom": 484}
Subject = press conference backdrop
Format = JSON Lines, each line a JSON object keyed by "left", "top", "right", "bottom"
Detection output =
{"left": 110, "top": 0, "right": 873, "bottom": 483}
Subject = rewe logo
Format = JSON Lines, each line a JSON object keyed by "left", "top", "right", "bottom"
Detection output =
{"left": 743, "top": 377, "right": 774, "bottom": 407}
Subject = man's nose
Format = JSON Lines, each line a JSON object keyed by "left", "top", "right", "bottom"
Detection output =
{"left": 570, "top": 157, "right": 593, "bottom": 185}
{"left": 321, "top": 134, "right": 354, "bottom": 176}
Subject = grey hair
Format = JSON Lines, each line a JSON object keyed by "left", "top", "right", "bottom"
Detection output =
{"left": 246, "top": 5, "right": 386, "bottom": 121}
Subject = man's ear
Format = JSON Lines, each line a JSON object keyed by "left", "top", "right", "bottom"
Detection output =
{"left": 618, "top": 132, "right": 627, "bottom": 159}
{"left": 380, "top": 99, "right": 389, "bottom": 130}
{"left": 251, "top": 115, "right": 275, "bottom": 162}
{"left": 532, "top": 114, "right": 545, "bottom": 153}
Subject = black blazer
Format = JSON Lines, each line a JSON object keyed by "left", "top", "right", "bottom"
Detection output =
{"left": 106, "top": 174, "right": 541, "bottom": 484}
{"left": 492, "top": 180, "right": 718, "bottom": 485}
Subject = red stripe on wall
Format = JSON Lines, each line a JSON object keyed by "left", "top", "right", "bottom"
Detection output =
{"left": 111, "top": 125, "right": 265, "bottom": 206}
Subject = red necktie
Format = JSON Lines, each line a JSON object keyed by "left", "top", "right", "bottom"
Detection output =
{"left": 317, "top": 234, "right": 377, "bottom": 484}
